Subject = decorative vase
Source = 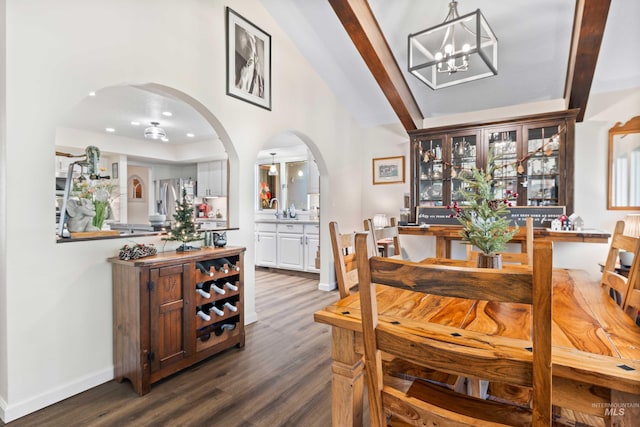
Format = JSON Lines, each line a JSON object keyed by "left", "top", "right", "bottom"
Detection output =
{"left": 477, "top": 253, "right": 502, "bottom": 269}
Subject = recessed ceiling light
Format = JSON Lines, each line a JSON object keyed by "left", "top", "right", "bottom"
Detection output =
{"left": 105, "top": 127, "right": 115, "bottom": 133}
{"left": 88, "top": 91, "right": 96, "bottom": 97}
{"left": 162, "top": 111, "right": 172, "bottom": 117}
{"left": 131, "top": 121, "right": 140, "bottom": 126}
{"left": 186, "top": 133, "right": 195, "bottom": 138}
{"left": 161, "top": 137, "right": 169, "bottom": 142}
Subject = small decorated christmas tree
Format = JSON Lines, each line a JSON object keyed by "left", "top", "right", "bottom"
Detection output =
{"left": 163, "top": 188, "right": 201, "bottom": 251}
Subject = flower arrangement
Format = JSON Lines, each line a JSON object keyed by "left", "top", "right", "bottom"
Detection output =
{"left": 71, "top": 176, "right": 118, "bottom": 230}
{"left": 448, "top": 156, "right": 518, "bottom": 256}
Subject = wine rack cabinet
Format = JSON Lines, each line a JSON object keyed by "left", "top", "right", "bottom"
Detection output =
{"left": 109, "top": 246, "right": 246, "bottom": 395}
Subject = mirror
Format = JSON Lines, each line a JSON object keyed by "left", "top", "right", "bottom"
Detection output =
{"left": 608, "top": 116, "right": 640, "bottom": 210}
{"left": 256, "top": 145, "right": 320, "bottom": 215}
{"left": 258, "top": 164, "right": 279, "bottom": 209}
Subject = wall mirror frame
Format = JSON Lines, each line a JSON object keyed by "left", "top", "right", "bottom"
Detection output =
{"left": 608, "top": 116, "right": 640, "bottom": 210}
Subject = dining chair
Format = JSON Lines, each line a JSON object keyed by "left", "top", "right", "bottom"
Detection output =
{"left": 329, "top": 221, "right": 364, "bottom": 299}
{"left": 601, "top": 220, "right": 640, "bottom": 307}
{"left": 466, "top": 216, "right": 534, "bottom": 265}
{"left": 363, "top": 217, "right": 404, "bottom": 259}
{"left": 330, "top": 221, "right": 461, "bottom": 391}
{"left": 355, "top": 232, "right": 553, "bottom": 426}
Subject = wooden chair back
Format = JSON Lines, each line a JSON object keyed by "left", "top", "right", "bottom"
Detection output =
{"left": 329, "top": 221, "right": 366, "bottom": 299}
{"left": 363, "top": 217, "right": 403, "bottom": 259}
{"left": 602, "top": 220, "right": 640, "bottom": 309}
{"left": 355, "top": 232, "right": 553, "bottom": 427}
{"left": 466, "top": 216, "right": 534, "bottom": 265}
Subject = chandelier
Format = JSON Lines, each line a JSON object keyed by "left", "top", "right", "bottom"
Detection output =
{"left": 144, "top": 121, "right": 167, "bottom": 140}
{"left": 408, "top": 1, "right": 498, "bottom": 90}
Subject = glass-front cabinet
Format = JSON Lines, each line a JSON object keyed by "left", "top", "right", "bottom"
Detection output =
{"left": 523, "top": 122, "right": 565, "bottom": 207}
{"left": 409, "top": 109, "right": 578, "bottom": 221}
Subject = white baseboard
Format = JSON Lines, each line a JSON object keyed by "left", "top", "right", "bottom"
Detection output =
{"left": 318, "top": 281, "right": 336, "bottom": 292}
{"left": 245, "top": 310, "right": 258, "bottom": 325}
{"left": 0, "top": 367, "right": 113, "bottom": 423}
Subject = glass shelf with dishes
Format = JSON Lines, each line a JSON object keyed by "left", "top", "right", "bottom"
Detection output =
{"left": 450, "top": 134, "right": 479, "bottom": 205}
{"left": 524, "top": 124, "right": 562, "bottom": 207}
{"left": 487, "top": 129, "right": 519, "bottom": 202}
{"left": 419, "top": 138, "right": 445, "bottom": 206}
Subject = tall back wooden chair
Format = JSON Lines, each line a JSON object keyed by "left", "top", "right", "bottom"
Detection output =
{"left": 364, "top": 217, "right": 403, "bottom": 259}
{"left": 355, "top": 232, "right": 553, "bottom": 426}
{"left": 329, "top": 221, "right": 374, "bottom": 299}
{"left": 601, "top": 220, "right": 640, "bottom": 308}
{"left": 466, "top": 216, "right": 534, "bottom": 265}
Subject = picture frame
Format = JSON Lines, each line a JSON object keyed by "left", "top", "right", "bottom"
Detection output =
{"left": 112, "top": 162, "right": 119, "bottom": 179}
{"left": 372, "top": 156, "right": 405, "bottom": 185}
{"left": 226, "top": 7, "right": 271, "bottom": 110}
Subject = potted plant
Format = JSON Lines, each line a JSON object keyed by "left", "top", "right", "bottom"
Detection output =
{"left": 448, "top": 155, "right": 518, "bottom": 268}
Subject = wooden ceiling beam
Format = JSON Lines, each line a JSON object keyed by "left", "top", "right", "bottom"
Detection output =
{"left": 565, "top": 0, "right": 611, "bottom": 122}
{"left": 328, "top": 0, "right": 423, "bottom": 132}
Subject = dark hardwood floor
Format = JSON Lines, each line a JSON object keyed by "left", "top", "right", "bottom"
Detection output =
{"left": 3, "top": 269, "right": 340, "bottom": 427}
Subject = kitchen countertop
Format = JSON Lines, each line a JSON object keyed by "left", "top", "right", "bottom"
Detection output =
{"left": 255, "top": 218, "right": 319, "bottom": 224}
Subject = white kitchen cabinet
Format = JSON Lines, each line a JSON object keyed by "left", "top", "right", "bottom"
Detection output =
{"left": 277, "top": 223, "right": 304, "bottom": 271}
{"left": 303, "top": 223, "right": 320, "bottom": 273}
{"left": 197, "top": 160, "right": 227, "bottom": 197}
{"left": 255, "top": 222, "right": 277, "bottom": 267}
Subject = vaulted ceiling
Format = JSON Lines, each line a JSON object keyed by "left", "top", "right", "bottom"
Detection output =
{"left": 59, "top": 0, "right": 639, "bottom": 152}
{"left": 263, "top": 0, "right": 639, "bottom": 130}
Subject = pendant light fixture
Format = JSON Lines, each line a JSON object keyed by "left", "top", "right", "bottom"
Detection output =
{"left": 144, "top": 121, "right": 167, "bottom": 140}
{"left": 268, "top": 153, "right": 278, "bottom": 176}
{"left": 408, "top": 0, "right": 498, "bottom": 90}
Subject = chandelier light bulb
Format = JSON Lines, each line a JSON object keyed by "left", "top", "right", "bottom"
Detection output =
{"left": 462, "top": 43, "right": 470, "bottom": 53}
{"left": 444, "top": 44, "right": 453, "bottom": 54}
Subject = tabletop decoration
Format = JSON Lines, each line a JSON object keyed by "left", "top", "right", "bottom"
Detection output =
{"left": 118, "top": 243, "right": 157, "bottom": 260}
{"left": 162, "top": 188, "right": 202, "bottom": 251}
{"left": 448, "top": 153, "right": 518, "bottom": 268}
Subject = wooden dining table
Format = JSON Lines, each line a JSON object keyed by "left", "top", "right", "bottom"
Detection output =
{"left": 314, "top": 267, "right": 640, "bottom": 426}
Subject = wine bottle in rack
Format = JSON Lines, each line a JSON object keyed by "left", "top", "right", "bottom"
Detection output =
{"left": 214, "top": 322, "right": 236, "bottom": 336}
{"left": 208, "top": 259, "right": 229, "bottom": 274}
{"left": 195, "top": 283, "right": 211, "bottom": 299}
{"left": 195, "top": 262, "right": 214, "bottom": 277}
{"left": 223, "top": 301, "right": 238, "bottom": 312}
{"left": 208, "top": 304, "right": 224, "bottom": 317}
{"left": 219, "top": 257, "right": 241, "bottom": 272}
{"left": 221, "top": 323, "right": 236, "bottom": 331}
{"left": 196, "top": 306, "right": 211, "bottom": 321}
{"left": 211, "top": 283, "right": 226, "bottom": 295}
{"left": 224, "top": 281, "right": 238, "bottom": 292}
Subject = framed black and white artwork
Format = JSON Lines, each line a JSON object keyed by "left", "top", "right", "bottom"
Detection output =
{"left": 226, "top": 7, "right": 271, "bottom": 110}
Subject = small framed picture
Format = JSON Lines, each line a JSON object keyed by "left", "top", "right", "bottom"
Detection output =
{"left": 373, "top": 156, "right": 405, "bottom": 185}
{"left": 226, "top": 7, "right": 271, "bottom": 110}
{"left": 112, "top": 162, "right": 119, "bottom": 179}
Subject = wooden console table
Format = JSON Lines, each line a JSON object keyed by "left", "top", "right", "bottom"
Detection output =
{"left": 399, "top": 225, "right": 610, "bottom": 258}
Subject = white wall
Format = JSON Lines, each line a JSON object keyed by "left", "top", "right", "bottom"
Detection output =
{"left": 0, "top": 0, "right": 396, "bottom": 421}
{"left": 0, "top": 0, "right": 8, "bottom": 410}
